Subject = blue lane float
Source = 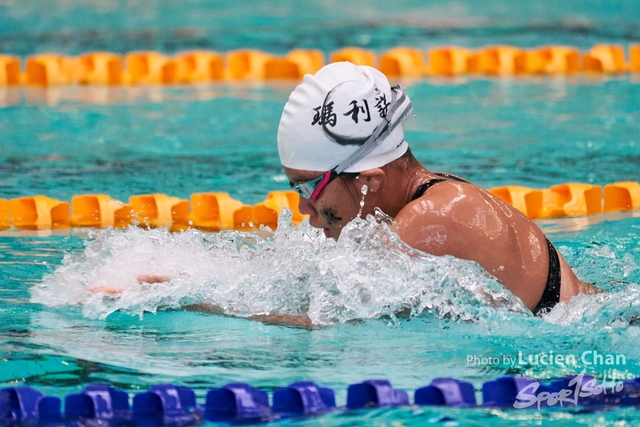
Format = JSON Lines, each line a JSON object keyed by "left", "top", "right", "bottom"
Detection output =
{"left": 132, "top": 384, "right": 200, "bottom": 425}
{"left": 0, "top": 387, "right": 61, "bottom": 424}
{"left": 547, "top": 375, "right": 597, "bottom": 407}
{"left": 599, "top": 378, "right": 640, "bottom": 406}
{"left": 272, "top": 381, "right": 336, "bottom": 417}
{"left": 2, "top": 376, "right": 639, "bottom": 426}
{"left": 482, "top": 376, "right": 540, "bottom": 407}
{"left": 204, "top": 383, "right": 271, "bottom": 424}
{"left": 415, "top": 378, "right": 476, "bottom": 407}
{"left": 346, "top": 379, "right": 408, "bottom": 409}
{"left": 65, "top": 384, "right": 130, "bottom": 421}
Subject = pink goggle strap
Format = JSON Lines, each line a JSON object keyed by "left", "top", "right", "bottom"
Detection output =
{"left": 309, "top": 170, "right": 335, "bottom": 202}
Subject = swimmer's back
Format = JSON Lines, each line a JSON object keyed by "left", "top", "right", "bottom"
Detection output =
{"left": 393, "top": 176, "right": 594, "bottom": 311}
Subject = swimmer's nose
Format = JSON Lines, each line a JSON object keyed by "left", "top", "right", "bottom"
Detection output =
{"left": 298, "top": 197, "right": 317, "bottom": 216}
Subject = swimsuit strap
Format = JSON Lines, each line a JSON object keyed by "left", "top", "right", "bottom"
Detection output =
{"left": 533, "top": 239, "right": 562, "bottom": 316}
{"left": 411, "top": 179, "right": 446, "bottom": 201}
{"left": 411, "top": 173, "right": 469, "bottom": 201}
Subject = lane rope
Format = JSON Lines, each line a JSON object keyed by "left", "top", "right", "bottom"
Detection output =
{"left": 1, "top": 182, "right": 639, "bottom": 231}
{"left": 1, "top": 43, "right": 640, "bottom": 87}
{"left": 1, "top": 375, "right": 636, "bottom": 425}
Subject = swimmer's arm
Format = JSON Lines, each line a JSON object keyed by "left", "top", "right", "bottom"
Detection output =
{"left": 87, "top": 276, "right": 313, "bottom": 328}
{"left": 185, "top": 303, "right": 313, "bottom": 328}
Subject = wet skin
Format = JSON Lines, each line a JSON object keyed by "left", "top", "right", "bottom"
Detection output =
{"left": 318, "top": 208, "right": 342, "bottom": 226}
{"left": 284, "top": 163, "right": 597, "bottom": 312}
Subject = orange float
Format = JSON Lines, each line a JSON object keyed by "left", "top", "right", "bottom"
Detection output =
{"left": 0, "top": 198, "right": 9, "bottom": 229}
{"left": 425, "top": 46, "right": 473, "bottom": 76}
{"left": 581, "top": 44, "right": 627, "bottom": 73}
{"left": 233, "top": 205, "right": 255, "bottom": 231}
{"left": 125, "top": 51, "right": 170, "bottom": 84}
{"left": 489, "top": 186, "right": 543, "bottom": 218}
{"left": 8, "top": 196, "right": 70, "bottom": 229}
{"left": 628, "top": 44, "right": 640, "bottom": 73}
{"left": 252, "top": 191, "right": 305, "bottom": 229}
{"left": 128, "top": 194, "right": 190, "bottom": 229}
{"left": 0, "top": 55, "right": 21, "bottom": 85}
{"left": 379, "top": 47, "right": 426, "bottom": 78}
{"left": 514, "top": 50, "right": 546, "bottom": 74}
{"left": 226, "top": 50, "right": 274, "bottom": 80}
{"left": 603, "top": 181, "right": 640, "bottom": 212}
{"left": 535, "top": 46, "right": 580, "bottom": 74}
{"left": 163, "top": 50, "right": 224, "bottom": 84}
{"left": 190, "top": 192, "right": 245, "bottom": 231}
{"left": 70, "top": 195, "right": 124, "bottom": 228}
{"left": 25, "top": 54, "right": 79, "bottom": 86}
{"left": 264, "top": 49, "right": 325, "bottom": 79}
{"left": 529, "top": 184, "right": 602, "bottom": 219}
{"left": 77, "top": 52, "right": 123, "bottom": 85}
{"left": 329, "top": 47, "right": 376, "bottom": 67}
{"left": 514, "top": 46, "right": 581, "bottom": 75}
{"left": 467, "top": 46, "right": 523, "bottom": 75}
{"left": 113, "top": 204, "right": 135, "bottom": 228}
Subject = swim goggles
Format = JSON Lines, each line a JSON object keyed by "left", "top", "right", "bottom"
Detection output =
{"left": 290, "top": 84, "right": 413, "bottom": 202}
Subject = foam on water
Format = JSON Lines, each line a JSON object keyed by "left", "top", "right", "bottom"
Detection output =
{"left": 32, "top": 209, "right": 530, "bottom": 324}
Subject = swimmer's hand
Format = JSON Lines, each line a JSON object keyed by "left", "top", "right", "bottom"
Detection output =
{"left": 85, "top": 286, "right": 125, "bottom": 295}
{"left": 86, "top": 275, "right": 171, "bottom": 294}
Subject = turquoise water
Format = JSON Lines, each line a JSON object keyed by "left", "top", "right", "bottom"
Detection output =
{"left": 2, "top": 1, "right": 640, "bottom": 426}
{"left": 2, "top": 79, "right": 639, "bottom": 201}
{"left": 2, "top": 0, "right": 640, "bottom": 55}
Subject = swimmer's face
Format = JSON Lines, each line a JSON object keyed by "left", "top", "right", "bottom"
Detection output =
{"left": 284, "top": 166, "right": 366, "bottom": 240}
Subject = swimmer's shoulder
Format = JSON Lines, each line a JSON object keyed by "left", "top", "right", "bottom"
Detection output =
{"left": 396, "top": 177, "right": 483, "bottom": 221}
{"left": 393, "top": 179, "right": 510, "bottom": 255}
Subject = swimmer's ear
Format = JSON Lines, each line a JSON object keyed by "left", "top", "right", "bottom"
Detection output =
{"left": 356, "top": 168, "right": 385, "bottom": 193}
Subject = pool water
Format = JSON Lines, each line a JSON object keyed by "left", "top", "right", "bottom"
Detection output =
{"left": 2, "top": 1, "right": 640, "bottom": 426}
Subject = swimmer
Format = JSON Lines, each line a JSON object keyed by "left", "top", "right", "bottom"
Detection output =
{"left": 277, "top": 61, "right": 597, "bottom": 315}
{"left": 91, "top": 62, "right": 596, "bottom": 321}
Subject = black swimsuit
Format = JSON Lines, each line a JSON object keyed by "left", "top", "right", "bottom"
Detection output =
{"left": 533, "top": 239, "right": 561, "bottom": 315}
{"left": 411, "top": 173, "right": 562, "bottom": 315}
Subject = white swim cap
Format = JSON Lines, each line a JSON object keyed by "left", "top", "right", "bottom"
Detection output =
{"left": 277, "top": 62, "right": 412, "bottom": 173}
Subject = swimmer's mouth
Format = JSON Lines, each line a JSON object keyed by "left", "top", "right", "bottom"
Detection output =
{"left": 324, "top": 228, "right": 331, "bottom": 238}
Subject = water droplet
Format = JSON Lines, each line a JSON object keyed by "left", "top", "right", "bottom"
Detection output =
{"left": 358, "top": 185, "right": 369, "bottom": 217}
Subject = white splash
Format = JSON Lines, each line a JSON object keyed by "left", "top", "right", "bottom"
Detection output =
{"left": 539, "top": 244, "right": 640, "bottom": 328}
{"left": 542, "top": 284, "right": 640, "bottom": 328}
{"left": 32, "top": 209, "right": 529, "bottom": 324}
